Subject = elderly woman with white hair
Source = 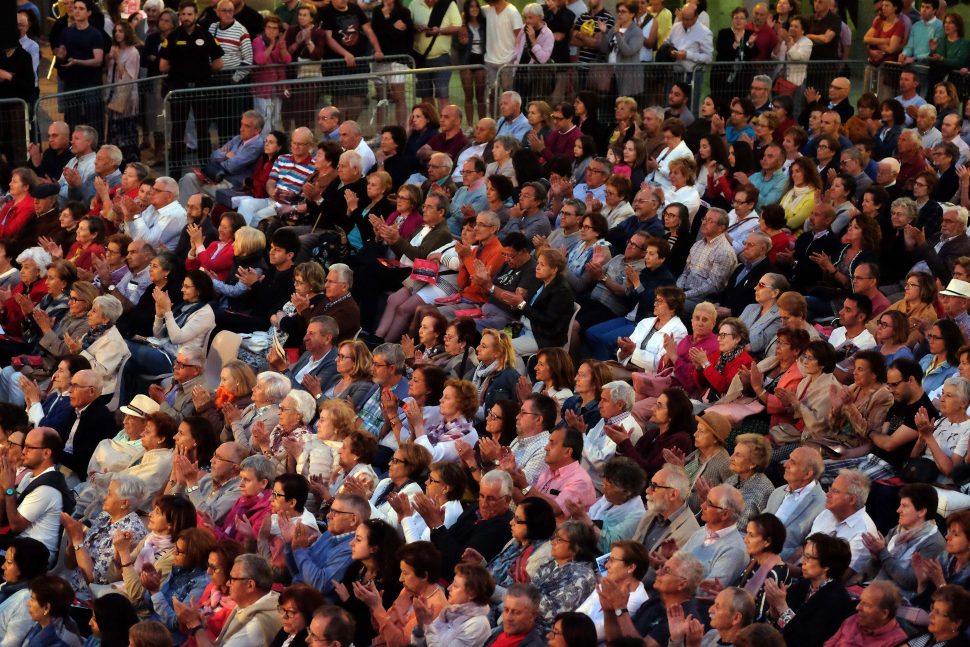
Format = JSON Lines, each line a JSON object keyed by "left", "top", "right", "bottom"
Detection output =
{"left": 225, "top": 371, "right": 290, "bottom": 450}
{"left": 912, "top": 376, "right": 970, "bottom": 482}
{"left": 0, "top": 246, "right": 51, "bottom": 339}
{"left": 62, "top": 294, "right": 130, "bottom": 395}
{"left": 739, "top": 270, "right": 786, "bottom": 358}
{"left": 510, "top": 4, "right": 553, "bottom": 96}
{"left": 251, "top": 390, "right": 317, "bottom": 475}
{"left": 61, "top": 474, "right": 148, "bottom": 600}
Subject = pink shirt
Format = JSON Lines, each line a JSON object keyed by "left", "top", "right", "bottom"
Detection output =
{"left": 535, "top": 460, "right": 596, "bottom": 517}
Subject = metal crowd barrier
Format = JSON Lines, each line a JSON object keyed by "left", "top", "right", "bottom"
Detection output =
{"left": 0, "top": 98, "right": 31, "bottom": 171}
{"left": 34, "top": 75, "right": 168, "bottom": 146}
{"left": 493, "top": 61, "right": 704, "bottom": 127}
{"left": 160, "top": 64, "right": 488, "bottom": 176}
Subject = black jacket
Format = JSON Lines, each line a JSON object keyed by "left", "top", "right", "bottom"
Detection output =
{"left": 58, "top": 399, "right": 117, "bottom": 479}
{"left": 633, "top": 265, "right": 676, "bottom": 322}
{"left": 782, "top": 579, "right": 854, "bottom": 647}
{"left": 789, "top": 229, "right": 843, "bottom": 293}
{"left": 721, "top": 257, "right": 776, "bottom": 316}
{"left": 173, "top": 216, "right": 218, "bottom": 261}
{"left": 521, "top": 275, "right": 575, "bottom": 348}
{"left": 430, "top": 506, "right": 513, "bottom": 579}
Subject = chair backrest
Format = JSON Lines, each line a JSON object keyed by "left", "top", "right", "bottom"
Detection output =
{"left": 205, "top": 330, "right": 243, "bottom": 390}
{"left": 563, "top": 303, "right": 582, "bottom": 351}
{"left": 106, "top": 353, "right": 130, "bottom": 412}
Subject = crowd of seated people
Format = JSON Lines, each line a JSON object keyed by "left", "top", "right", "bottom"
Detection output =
{"left": 14, "top": 0, "right": 970, "bottom": 643}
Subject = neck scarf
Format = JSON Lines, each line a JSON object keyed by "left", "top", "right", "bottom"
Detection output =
{"left": 81, "top": 323, "right": 111, "bottom": 350}
{"left": 134, "top": 532, "right": 174, "bottom": 572}
{"left": 715, "top": 346, "right": 745, "bottom": 373}
{"left": 215, "top": 386, "right": 235, "bottom": 409}
{"left": 472, "top": 361, "right": 499, "bottom": 390}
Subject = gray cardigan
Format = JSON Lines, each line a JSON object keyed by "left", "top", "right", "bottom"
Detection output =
{"left": 600, "top": 23, "right": 644, "bottom": 96}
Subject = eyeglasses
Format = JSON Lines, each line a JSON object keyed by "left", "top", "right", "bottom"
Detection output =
{"left": 173, "top": 546, "right": 187, "bottom": 555}
{"left": 173, "top": 360, "right": 200, "bottom": 369}
{"left": 486, "top": 411, "right": 503, "bottom": 421}
{"left": 605, "top": 555, "right": 627, "bottom": 564}
{"left": 852, "top": 275, "right": 873, "bottom": 281}
{"left": 327, "top": 508, "right": 355, "bottom": 517}
{"left": 23, "top": 444, "right": 44, "bottom": 451}
{"left": 702, "top": 499, "right": 726, "bottom": 511}
{"left": 648, "top": 481, "right": 673, "bottom": 490}
{"left": 227, "top": 575, "right": 254, "bottom": 584}
{"left": 68, "top": 296, "right": 85, "bottom": 303}
{"left": 550, "top": 535, "right": 569, "bottom": 544}
{"left": 717, "top": 332, "right": 738, "bottom": 339}
{"left": 512, "top": 517, "right": 528, "bottom": 525}
{"left": 587, "top": 167, "right": 607, "bottom": 175}
{"left": 206, "top": 563, "right": 222, "bottom": 572}
{"left": 580, "top": 224, "right": 595, "bottom": 231}
{"left": 801, "top": 552, "right": 820, "bottom": 562}
{"left": 278, "top": 606, "right": 301, "bottom": 619}
{"left": 68, "top": 383, "right": 94, "bottom": 391}
{"left": 801, "top": 354, "right": 818, "bottom": 362}
{"left": 427, "top": 476, "right": 442, "bottom": 485}
{"left": 271, "top": 491, "right": 289, "bottom": 499}
{"left": 389, "top": 457, "right": 409, "bottom": 465}
{"left": 756, "top": 281, "right": 773, "bottom": 289}
{"left": 396, "top": 195, "right": 411, "bottom": 201}
{"left": 658, "top": 564, "right": 686, "bottom": 578}
{"left": 212, "top": 454, "right": 239, "bottom": 465}
{"left": 372, "top": 361, "right": 391, "bottom": 369}
{"left": 337, "top": 353, "right": 354, "bottom": 360}
{"left": 627, "top": 240, "right": 646, "bottom": 251}
{"left": 517, "top": 409, "right": 541, "bottom": 417}
{"left": 927, "top": 333, "right": 944, "bottom": 340}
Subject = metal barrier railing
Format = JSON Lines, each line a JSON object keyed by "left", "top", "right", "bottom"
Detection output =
{"left": 34, "top": 75, "right": 168, "bottom": 152}
{"left": 163, "top": 73, "right": 381, "bottom": 176}
{"left": 493, "top": 61, "right": 705, "bottom": 129}
{"left": 0, "top": 98, "right": 31, "bottom": 171}
{"left": 32, "top": 57, "right": 957, "bottom": 175}
{"left": 161, "top": 64, "right": 489, "bottom": 176}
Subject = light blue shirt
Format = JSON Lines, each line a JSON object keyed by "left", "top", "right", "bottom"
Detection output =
{"left": 902, "top": 17, "right": 943, "bottom": 61}
{"left": 496, "top": 113, "right": 531, "bottom": 141}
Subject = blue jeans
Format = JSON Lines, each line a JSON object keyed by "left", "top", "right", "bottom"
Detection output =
{"left": 0, "top": 366, "right": 25, "bottom": 406}
{"left": 122, "top": 340, "right": 174, "bottom": 403}
{"left": 586, "top": 318, "right": 636, "bottom": 360}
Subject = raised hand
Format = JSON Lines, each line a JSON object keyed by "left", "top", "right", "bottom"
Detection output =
{"left": 662, "top": 446, "right": 687, "bottom": 466}
{"left": 190, "top": 385, "right": 211, "bottom": 410}
{"left": 387, "top": 490, "right": 414, "bottom": 519}
{"left": 332, "top": 580, "right": 351, "bottom": 603}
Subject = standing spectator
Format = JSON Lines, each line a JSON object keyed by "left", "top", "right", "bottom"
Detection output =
{"left": 511, "top": 4, "right": 553, "bottom": 103}
{"left": 160, "top": 0, "right": 224, "bottom": 174}
{"left": 282, "top": 6, "right": 325, "bottom": 132}
{"left": 600, "top": 1, "right": 643, "bottom": 101}
{"left": 53, "top": 0, "right": 105, "bottom": 129}
{"left": 251, "top": 16, "right": 291, "bottom": 136}
{"left": 141, "top": 8, "right": 175, "bottom": 165}
{"left": 663, "top": 5, "right": 713, "bottom": 75}
{"left": 208, "top": 0, "right": 254, "bottom": 142}
{"left": 482, "top": 0, "right": 523, "bottom": 109}
{"left": 371, "top": 0, "right": 414, "bottom": 128}
{"left": 571, "top": 0, "right": 612, "bottom": 94}
{"left": 410, "top": 0, "right": 461, "bottom": 113}
{"left": 543, "top": 0, "right": 574, "bottom": 104}
{"left": 457, "top": 0, "right": 488, "bottom": 124}
{"left": 320, "top": 0, "right": 384, "bottom": 121}
{"left": 806, "top": 0, "right": 842, "bottom": 90}
{"left": 104, "top": 22, "right": 140, "bottom": 165}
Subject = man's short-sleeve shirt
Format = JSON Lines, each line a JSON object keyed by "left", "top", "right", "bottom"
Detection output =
{"left": 158, "top": 26, "right": 224, "bottom": 87}
{"left": 320, "top": 3, "right": 370, "bottom": 57}
{"left": 808, "top": 11, "right": 842, "bottom": 60}
{"left": 59, "top": 25, "right": 104, "bottom": 88}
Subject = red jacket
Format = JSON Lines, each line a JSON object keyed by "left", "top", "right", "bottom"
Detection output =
{"left": 699, "top": 349, "right": 754, "bottom": 397}
{"left": 1, "top": 279, "right": 47, "bottom": 338}
{"left": 65, "top": 242, "right": 105, "bottom": 271}
{"left": 186, "top": 241, "right": 235, "bottom": 281}
{"left": 0, "top": 196, "right": 34, "bottom": 240}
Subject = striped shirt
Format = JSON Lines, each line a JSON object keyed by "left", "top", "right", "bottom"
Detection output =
{"left": 209, "top": 20, "right": 253, "bottom": 82}
{"left": 268, "top": 154, "right": 315, "bottom": 195}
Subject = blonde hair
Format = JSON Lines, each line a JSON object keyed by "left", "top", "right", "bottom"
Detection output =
{"left": 233, "top": 226, "right": 266, "bottom": 257}
{"left": 222, "top": 360, "right": 257, "bottom": 398}
{"left": 481, "top": 329, "right": 516, "bottom": 371}
{"left": 320, "top": 399, "right": 360, "bottom": 439}
{"left": 338, "top": 340, "right": 373, "bottom": 381}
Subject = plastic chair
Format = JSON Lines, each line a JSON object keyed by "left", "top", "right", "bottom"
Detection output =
{"left": 205, "top": 330, "right": 243, "bottom": 390}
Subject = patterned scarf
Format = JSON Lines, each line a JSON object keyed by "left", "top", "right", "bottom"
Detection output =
{"left": 472, "top": 361, "right": 499, "bottom": 391}
{"left": 81, "top": 323, "right": 111, "bottom": 351}
{"left": 715, "top": 346, "right": 745, "bottom": 373}
{"left": 134, "top": 531, "right": 174, "bottom": 573}
{"left": 425, "top": 416, "right": 473, "bottom": 446}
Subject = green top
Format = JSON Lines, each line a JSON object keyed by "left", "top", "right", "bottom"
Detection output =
{"left": 937, "top": 37, "right": 970, "bottom": 70}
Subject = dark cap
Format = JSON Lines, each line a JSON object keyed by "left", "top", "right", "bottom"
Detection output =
{"left": 29, "top": 183, "right": 59, "bottom": 199}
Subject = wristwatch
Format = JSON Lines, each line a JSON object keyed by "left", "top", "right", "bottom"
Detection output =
{"left": 4, "top": 488, "right": 13, "bottom": 497}
{"left": 614, "top": 608, "right": 627, "bottom": 617}
{"left": 521, "top": 486, "right": 531, "bottom": 496}
{"left": 185, "top": 485, "right": 200, "bottom": 494}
